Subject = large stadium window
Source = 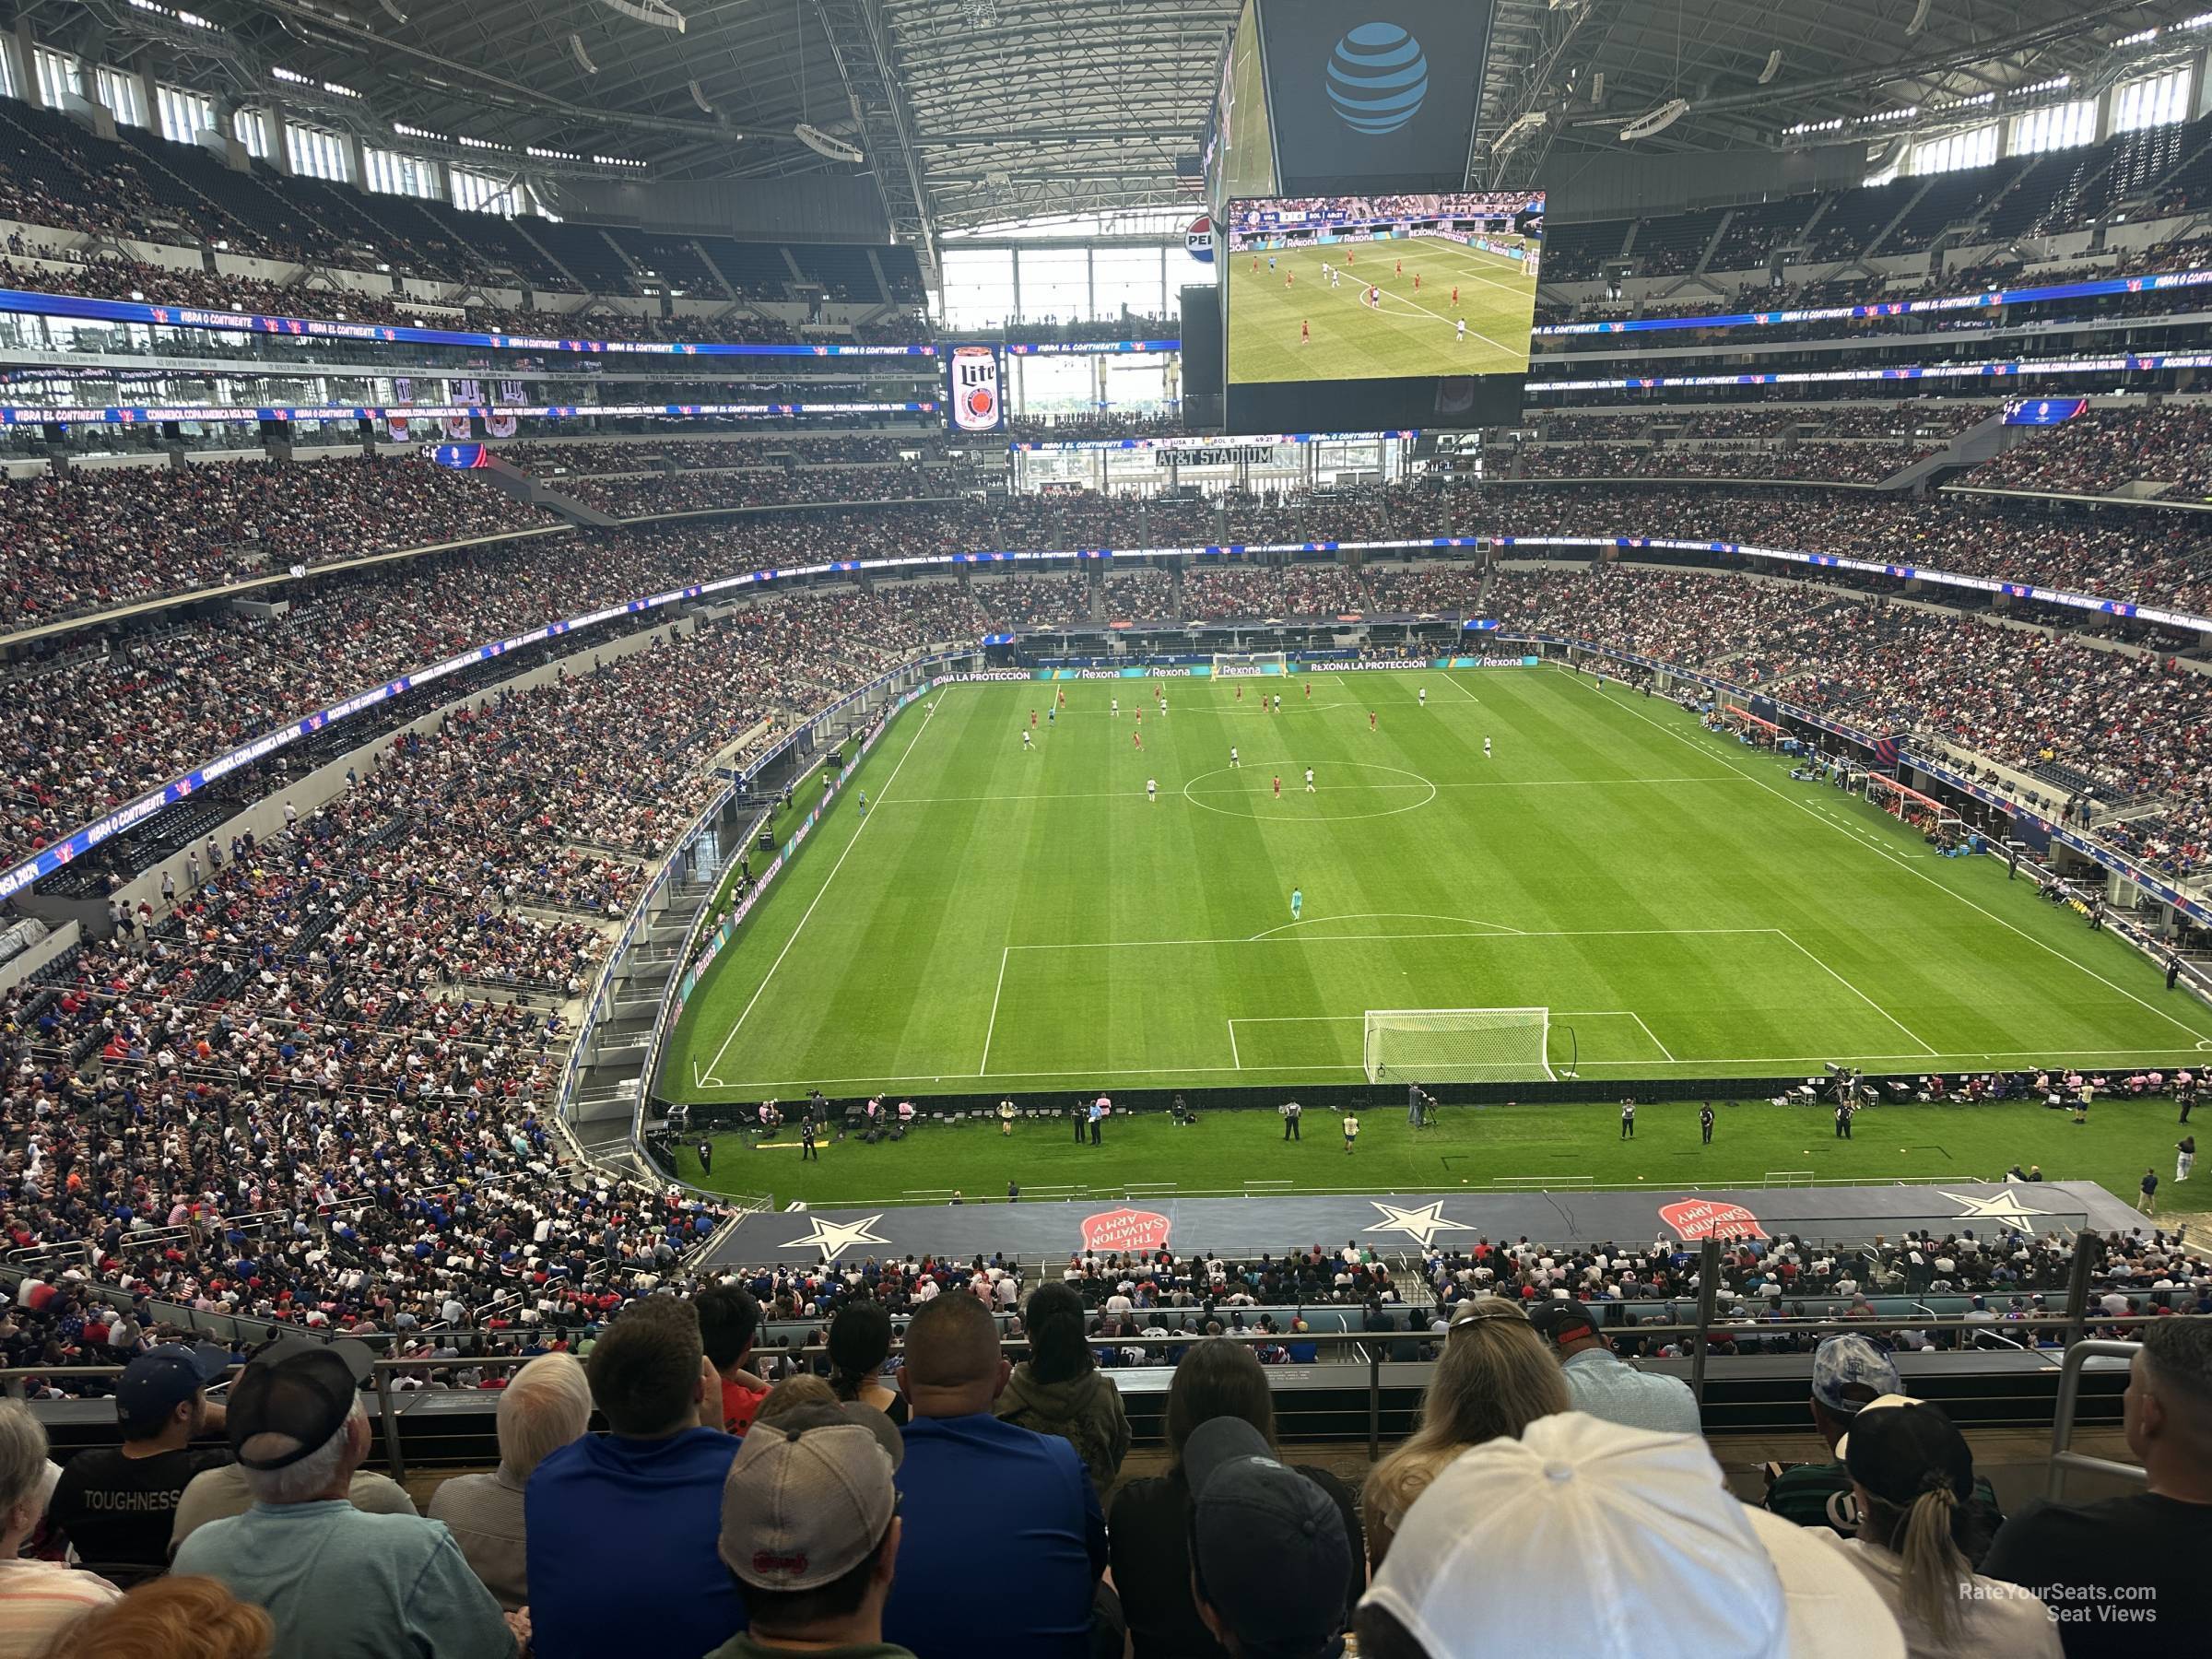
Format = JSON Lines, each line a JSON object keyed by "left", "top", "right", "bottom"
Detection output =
{"left": 451, "top": 165, "right": 533, "bottom": 218}
{"left": 285, "top": 122, "right": 352, "bottom": 182}
{"left": 156, "top": 85, "right": 216, "bottom": 145}
{"left": 1908, "top": 123, "right": 1997, "bottom": 176}
{"left": 2011, "top": 99, "right": 2097, "bottom": 157}
{"left": 2113, "top": 65, "right": 2193, "bottom": 134}
{"left": 95, "top": 66, "right": 146, "bottom": 128}
{"left": 941, "top": 246, "right": 1014, "bottom": 331}
{"left": 32, "top": 46, "right": 81, "bottom": 108}
{"left": 1015, "top": 247, "right": 1089, "bottom": 324}
{"left": 364, "top": 147, "right": 441, "bottom": 201}
{"left": 233, "top": 107, "right": 272, "bottom": 159}
{"left": 1090, "top": 244, "right": 1167, "bottom": 324}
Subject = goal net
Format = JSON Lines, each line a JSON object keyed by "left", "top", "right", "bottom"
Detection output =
{"left": 1211, "top": 652, "right": 1287, "bottom": 678}
{"left": 1363, "top": 1007, "right": 1553, "bottom": 1084}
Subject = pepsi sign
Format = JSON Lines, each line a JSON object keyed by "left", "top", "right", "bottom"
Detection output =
{"left": 1185, "top": 215, "right": 1215, "bottom": 264}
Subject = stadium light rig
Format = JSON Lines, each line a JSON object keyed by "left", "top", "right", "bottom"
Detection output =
{"left": 1619, "top": 98, "right": 1689, "bottom": 141}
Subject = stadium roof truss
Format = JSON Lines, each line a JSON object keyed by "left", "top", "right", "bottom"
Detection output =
{"left": 30, "top": 0, "right": 2212, "bottom": 252}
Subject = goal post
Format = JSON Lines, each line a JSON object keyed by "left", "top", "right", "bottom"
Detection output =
{"left": 1363, "top": 1007, "right": 1554, "bottom": 1084}
{"left": 1210, "top": 651, "right": 1288, "bottom": 678}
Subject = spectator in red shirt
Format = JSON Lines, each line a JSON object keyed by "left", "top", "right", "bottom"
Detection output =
{"left": 697, "top": 1283, "right": 769, "bottom": 1436}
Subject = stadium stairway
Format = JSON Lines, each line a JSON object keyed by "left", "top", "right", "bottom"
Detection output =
{"left": 480, "top": 453, "right": 626, "bottom": 528}
{"left": 1877, "top": 409, "right": 2010, "bottom": 491}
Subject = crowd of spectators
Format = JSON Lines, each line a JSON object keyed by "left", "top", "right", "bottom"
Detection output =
{"left": 18, "top": 472, "right": 2212, "bottom": 884}
{"left": 1970, "top": 403, "right": 2212, "bottom": 500}
{"left": 1514, "top": 441, "right": 1936, "bottom": 485}
{"left": 0, "top": 454, "right": 552, "bottom": 629}
{"left": 0, "top": 1263, "right": 2201, "bottom": 1659}
{"left": 561, "top": 463, "right": 954, "bottom": 517}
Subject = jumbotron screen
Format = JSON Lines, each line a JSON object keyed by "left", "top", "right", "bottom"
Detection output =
{"left": 1226, "top": 191, "right": 1544, "bottom": 386}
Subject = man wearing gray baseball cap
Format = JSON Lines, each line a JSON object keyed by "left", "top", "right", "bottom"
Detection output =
{"left": 709, "top": 1402, "right": 912, "bottom": 1659}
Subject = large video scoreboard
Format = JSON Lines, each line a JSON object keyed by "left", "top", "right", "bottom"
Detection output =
{"left": 1203, "top": 2, "right": 1530, "bottom": 433}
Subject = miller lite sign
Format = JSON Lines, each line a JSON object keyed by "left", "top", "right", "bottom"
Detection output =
{"left": 947, "top": 344, "right": 1005, "bottom": 433}
{"left": 1185, "top": 214, "right": 1214, "bottom": 263}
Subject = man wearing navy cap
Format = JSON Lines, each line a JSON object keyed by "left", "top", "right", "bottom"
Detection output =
{"left": 1184, "top": 1416, "right": 1354, "bottom": 1659}
{"left": 47, "top": 1341, "right": 232, "bottom": 1583}
{"left": 171, "top": 1335, "right": 515, "bottom": 1659}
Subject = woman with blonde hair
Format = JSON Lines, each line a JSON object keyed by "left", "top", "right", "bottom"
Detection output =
{"left": 1834, "top": 1398, "right": 2059, "bottom": 1659}
{"left": 1361, "top": 1300, "right": 1569, "bottom": 1568}
{"left": 33, "top": 1576, "right": 271, "bottom": 1659}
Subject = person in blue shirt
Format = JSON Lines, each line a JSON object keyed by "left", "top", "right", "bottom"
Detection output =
{"left": 526, "top": 1297, "right": 743, "bottom": 1659}
{"left": 883, "top": 1292, "right": 1107, "bottom": 1659}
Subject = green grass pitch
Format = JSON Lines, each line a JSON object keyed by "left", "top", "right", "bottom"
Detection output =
{"left": 1225, "top": 238, "right": 1538, "bottom": 383}
{"left": 667, "top": 1098, "right": 2187, "bottom": 1217}
{"left": 662, "top": 663, "right": 2212, "bottom": 1215}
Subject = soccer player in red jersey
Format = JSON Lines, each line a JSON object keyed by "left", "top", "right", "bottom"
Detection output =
{"left": 1134, "top": 731, "right": 1142, "bottom": 750}
{"left": 1394, "top": 259, "right": 1402, "bottom": 275}
{"left": 1451, "top": 286, "right": 1459, "bottom": 307}
{"left": 1300, "top": 319, "right": 1310, "bottom": 343}
{"left": 1304, "top": 681, "right": 1312, "bottom": 700}
{"left": 1030, "top": 709, "right": 1038, "bottom": 726}
{"left": 1286, "top": 272, "right": 1293, "bottom": 288}
{"left": 1273, "top": 774, "right": 1282, "bottom": 798}
{"left": 1413, "top": 272, "right": 1420, "bottom": 290}
{"left": 1370, "top": 711, "right": 1378, "bottom": 731}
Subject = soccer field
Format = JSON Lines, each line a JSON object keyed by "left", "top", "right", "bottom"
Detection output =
{"left": 1226, "top": 238, "right": 1538, "bottom": 383}
{"left": 662, "top": 665, "right": 2212, "bottom": 1111}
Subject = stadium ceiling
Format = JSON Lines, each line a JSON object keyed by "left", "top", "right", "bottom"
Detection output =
{"left": 1487, "top": 0, "right": 2212, "bottom": 180}
{"left": 40, "top": 0, "right": 2212, "bottom": 249}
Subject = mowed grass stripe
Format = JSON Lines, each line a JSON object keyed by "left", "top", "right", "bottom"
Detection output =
{"left": 665, "top": 669, "right": 2212, "bottom": 1100}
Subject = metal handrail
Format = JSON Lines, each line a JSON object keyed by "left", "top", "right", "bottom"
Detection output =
{"left": 2046, "top": 1338, "right": 2149, "bottom": 1500}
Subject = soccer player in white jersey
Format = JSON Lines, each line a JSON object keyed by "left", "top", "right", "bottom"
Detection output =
{"left": 1485, "top": 736, "right": 1493, "bottom": 759}
{"left": 1418, "top": 686, "right": 1427, "bottom": 708}
{"left": 1112, "top": 697, "right": 1119, "bottom": 717}
{"left": 1022, "top": 729, "right": 1033, "bottom": 750}
{"left": 1147, "top": 778, "right": 1158, "bottom": 803}
{"left": 1455, "top": 318, "right": 1466, "bottom": 344}
{"left": 1230, "top": 746, "right": 1241, "bottom": 769}
{"left": 1304, "top": 767, "right": 1315, "bottom": 794}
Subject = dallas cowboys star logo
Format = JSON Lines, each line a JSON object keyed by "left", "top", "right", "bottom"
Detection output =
{"left": 1940, "top": 1190, "right": 2056, "bottom": 1231}
{"left": 1365, "top": 1200, "right": 1477, "bottom": 1250}
{"left": 781, "top": 1211, "right": 891, "bottom": 1263}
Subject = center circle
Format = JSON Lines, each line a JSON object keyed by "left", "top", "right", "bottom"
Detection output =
{"left": 1181, "top": 760, "right": 1439, "bottom": 821}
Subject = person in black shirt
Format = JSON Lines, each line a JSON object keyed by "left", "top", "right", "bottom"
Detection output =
{"left": 1983, "top": 1319, "right": 2212, "bottom": 1659}
{"left": 48, "top": 1343, "right": 233, "bottom": 1584}
{"left": 1109, "top": 1339, "right": 1363, "bottom": 1659}
{"left": 697, "top": 1137, "right": 713, "bottom": 1174}
{"left": 1700, "top": 1103, "right": 1715, "bottom": 1145}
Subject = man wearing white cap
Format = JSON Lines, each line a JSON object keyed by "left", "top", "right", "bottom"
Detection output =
{"left": 1356, "top": 1411, "right": 1904, "bottom": 1659}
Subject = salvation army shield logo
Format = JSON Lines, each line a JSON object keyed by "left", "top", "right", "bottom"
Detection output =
{"left": 1658, "top": 1198, "right": 1768, "bottom": 1242}
{"left": 1081, "top": 1206, "right": 1171, "bottom": 1253}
